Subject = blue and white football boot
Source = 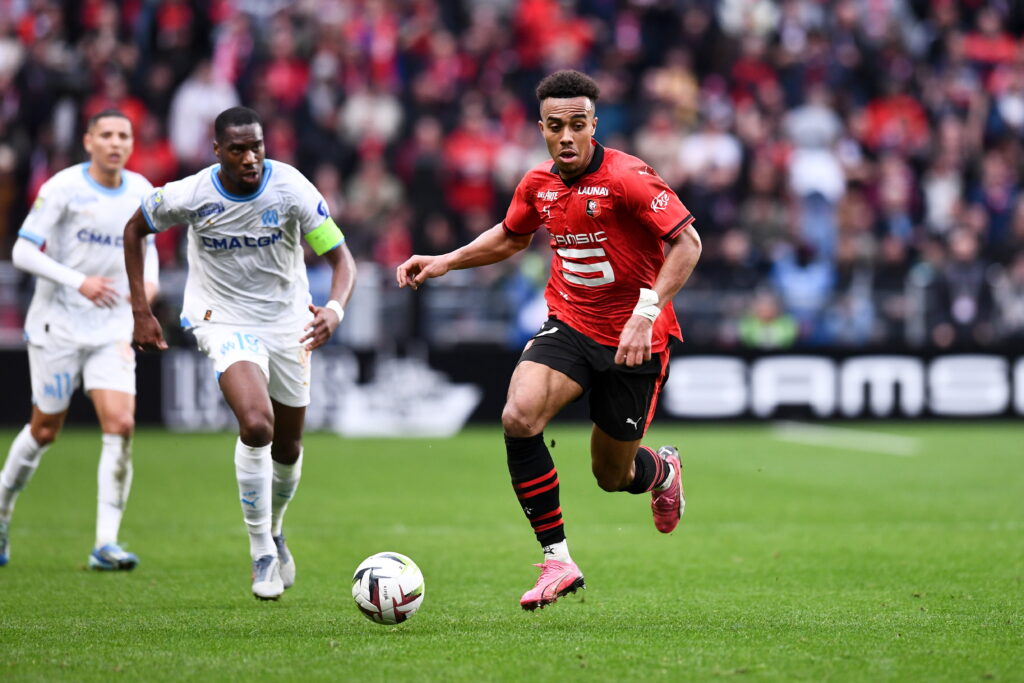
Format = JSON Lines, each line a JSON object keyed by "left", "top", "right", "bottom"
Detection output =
{"left": 273, "top": 535, "right": 295, "bottom": 589}
{"left": 251, "top": 554, "right": 283, "bottom": 600}
{"left": 88, "top": 543, "right": 139, "bottom": 571}
{"left": 0, "top": 520, "right": 9, "bottom": 566}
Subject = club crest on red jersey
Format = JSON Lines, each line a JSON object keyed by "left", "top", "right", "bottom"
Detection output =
{"left": 586, "top": 199, "right": 601, "bottom": 217}
{"left": 651, "top": 190, "right": 670, "bottom": 212}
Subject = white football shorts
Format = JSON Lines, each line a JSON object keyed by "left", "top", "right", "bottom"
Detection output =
{"left": 28, "top": 340, "right": 136, "bottom": 414}
{"left": 190, "top": 322, "right": 312, "bottom": 408}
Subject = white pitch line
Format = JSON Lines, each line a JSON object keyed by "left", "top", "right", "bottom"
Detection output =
{"left": 771, "top": 421, "right": 920, "bottom": 456}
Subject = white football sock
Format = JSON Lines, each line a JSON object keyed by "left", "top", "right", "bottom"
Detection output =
{"left": 654, "top": 462, "right": 675, "bottom": 492}
{"left": 234, "top": 438, "right": 274, "bottom": 559}
{"left": 0, "top": 425, "right": 50, "bottom": 523}
{"left": 96, "top": 433, "right": 133, "bottom": 548}
{"left": 542, "top": 539, "right": 572, "bottom": 564}
{"left": 271, "top": 450, "right": 302, "bottom": 537}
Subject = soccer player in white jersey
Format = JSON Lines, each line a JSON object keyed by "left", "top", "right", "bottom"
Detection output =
{"left": 123, "top": 106, "right": 356, "bottom": 600}
{"left": 0, "top": 110, "right": 160, "bottom": 570}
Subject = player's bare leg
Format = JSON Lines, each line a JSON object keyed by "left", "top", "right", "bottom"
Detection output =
{"left": 589, "top": 426, "right": 643, "bottom": 491}
{"left": 503, "top": 361, "right": 581, "bottom": 439}
{"left": 591, "top": 425, "right": 683, "bottom": 533}
{"left": 28, "top": 406, "right": 67, "bottom": 446}
{"left": 503, "top": 360, "right": 586, "bottom": 610}
{"left": 0, "top": 407, "right": 65, "bottom": 566}
{"left": 220, "top": 361, "right": 282, "bottom": 599}
{"left": 269, "top": 399, "right": 305, "bottom": 589}
{"left": 87, "top": 389, "right": 139, "bottom": 570}
{"left": 220, "top": 361, "right": 275, "bottom": 448}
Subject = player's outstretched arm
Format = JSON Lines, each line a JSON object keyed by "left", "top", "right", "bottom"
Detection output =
{"left": 302, "top": 242, "right": 357, "bottom": 351}
{"left": 11, "top": 238, "right": 119, "bottom": 308}
{"left": 396, "top": 224, "right": 533, "bottom": 290}
{"left": 615, "top": 226, "right": 702, "bottom": 367}
{"left": 123, "top": 208, "right": 167, "bottom": 351}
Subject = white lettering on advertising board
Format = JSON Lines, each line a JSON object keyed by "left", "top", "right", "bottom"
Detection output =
{"left": 665, "top": 355, "right": 1021, "bottom": 418}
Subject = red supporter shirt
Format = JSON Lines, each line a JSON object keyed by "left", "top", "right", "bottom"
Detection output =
{"left": 503, "top": 142, "right": 693, "bottom": 352}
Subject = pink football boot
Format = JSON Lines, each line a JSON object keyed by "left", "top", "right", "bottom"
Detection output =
{"left": 651, "top": 446, "right": 684, "bottom": 533}
{"left": 519, "top": 559, "right": 585, "bottom": 611}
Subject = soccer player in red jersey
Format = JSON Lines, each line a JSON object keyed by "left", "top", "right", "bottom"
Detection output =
{"left": 396, "top": 70, "right": 702, "bottom": 610}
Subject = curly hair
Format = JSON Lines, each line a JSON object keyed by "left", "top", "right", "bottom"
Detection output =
{"left": 535, "top": 70, "right": 600, "bottom": 103}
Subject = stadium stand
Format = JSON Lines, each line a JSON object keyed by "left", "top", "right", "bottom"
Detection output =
{"left": 0, "top": 0, "right": 1022, "bottom": 351}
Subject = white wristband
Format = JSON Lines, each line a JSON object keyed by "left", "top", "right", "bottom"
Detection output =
{"left": 324, "top": 299, "right": 345, "bottom": 323}
{"left": 633, "top": 288, "right": 660, "bottom": 322}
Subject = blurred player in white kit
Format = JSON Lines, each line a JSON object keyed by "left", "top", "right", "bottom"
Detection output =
{"left": 0, "top": 110, "right": 160, "bottom": 570}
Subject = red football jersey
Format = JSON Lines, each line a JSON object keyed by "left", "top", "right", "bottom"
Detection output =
{"left": 503, "top": 142, "right": 694, "bottom": 351}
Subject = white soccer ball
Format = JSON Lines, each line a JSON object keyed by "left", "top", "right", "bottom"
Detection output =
{"left": 351, "top": 552, "right": 425, "bottom": 625}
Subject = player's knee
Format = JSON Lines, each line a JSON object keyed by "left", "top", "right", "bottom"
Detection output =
{"left": 103, "top": 415, "right": 134, "bottom": 439}
{"left": 238, "top": 411, "right": 274, "bottom": 447}
{"left": 30, "top": 417, "right": 63, "bottom": 446}
{"left": 31, "top": 424, "right": 60, "bottom": 446}
{"left": 271, "top": 439, "right": 301, "bottom": 465}
{"left": 501, "top": 404, "right": 541, "bottom": 438}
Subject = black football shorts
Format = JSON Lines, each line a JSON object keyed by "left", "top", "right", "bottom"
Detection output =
{"left": 518, "top": 318, "right": 670, "bottom": 441}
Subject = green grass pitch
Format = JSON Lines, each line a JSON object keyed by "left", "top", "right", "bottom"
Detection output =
{"left": 0, "top": 423, "right": 1021, "bottom": 681}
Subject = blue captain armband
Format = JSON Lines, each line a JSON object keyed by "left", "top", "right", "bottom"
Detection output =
{"left": 304, "top": 217, "right": 345, "bottom": 255}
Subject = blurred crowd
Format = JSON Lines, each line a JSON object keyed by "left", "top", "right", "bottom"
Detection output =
{"left": 0, "top": 0, "right": 1023, "bottom": 350}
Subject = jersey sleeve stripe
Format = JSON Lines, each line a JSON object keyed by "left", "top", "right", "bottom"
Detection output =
{"left": 503, "top": 219, "right": 540, "bottom": 236}
{"left": 662, "top": 214, "right": 694, "bottom": 241}
{"left": 17, "top": 229, "right": 45, "bottom": 246}
{"left": 139, "top": 202, "right": 158, "bottom": 233}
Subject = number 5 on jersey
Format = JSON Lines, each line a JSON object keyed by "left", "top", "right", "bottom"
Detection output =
{"left": 557, "top": 247, "right": 614, "bottom": 287}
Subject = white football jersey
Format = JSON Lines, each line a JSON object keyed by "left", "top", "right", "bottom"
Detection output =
{"left": 141, "top": 160, "right": 338, "bottom": 328}
{"left": 18, "top": 163, "right": 155, "bottom": 347}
